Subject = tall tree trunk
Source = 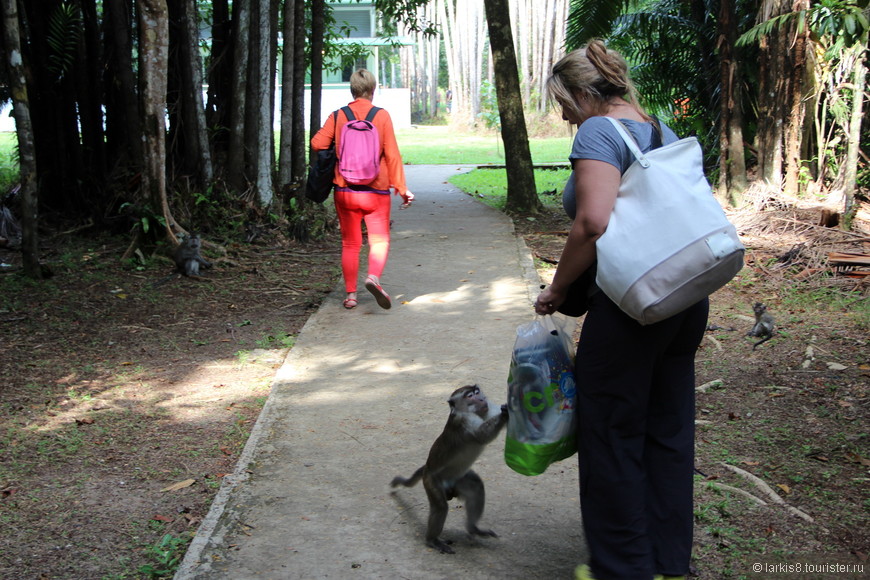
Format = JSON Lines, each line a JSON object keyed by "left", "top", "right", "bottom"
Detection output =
{"left": 290, "top": 0, "right": 306, "bottom": 182}
{"left": 782, "top": 0, "right": 809, "bottom": 196}
{"left": 755, "top": 0, "right": 790, "bottom": 188}
{"left": 515, "top": 0, "right": 531, "bottom": 103}
{"left": 308, "top": 0, "right": 325, "bottom": 155}
{"left": 716, "top": 0, "right": 748, "bottom": 207}
{"left": 253, "top": 0, "right": 273, "bottom": 206}
{"left": 139, "top": 0, "right": 176, "bottom": 242}
{"left": 76, "top": 0, "right": 107, "bottom": 197}
{"left": 483, "top": 0, "right": 541, "bottom": 214}
{"left": 206, "top": 0, "right": 231, "bottom": 160}
{"left": 23, "top": 0, "right": 86, "bottom": 215}
{"left": 227, "top": 0, "right": 250, "bottom": 193}
{"left": 278, "top": 0, "right": 297, "bottom": 199}
{"left": 2, "top": 0, "right": 42, "bottom": 277}
{"left": 104, "top": 0, "right": 142, "bottom": 176}
{"left": 167, "top": 0, "right": 213, "bottom": 190}
{"left": 840, "top": 42, "right": 866, "bottom": 216}
{"left": 182, "top": 0, "right": 213, "bottom": 185}
{"left": 826, "top": 40, "right": 867, "bottom": 218}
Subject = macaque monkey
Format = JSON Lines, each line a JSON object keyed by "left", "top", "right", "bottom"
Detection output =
{"left": 174, "top": 233, "right": 211, "bottom": 276}
{"left": 391, "top": 385, "right": 508, "bottom": 554}
{"left": 152, "top": 233, "right": 212, "bottom": 286}
{"left": 747, "top": 302, "right": 775, "bottom": 349}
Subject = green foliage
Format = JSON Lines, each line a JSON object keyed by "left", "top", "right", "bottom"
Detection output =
{"left": 255, "top": 333, "right": 296, "bottom": 349}
{"left": 47, "top": 2, "right": 82, "bottom": 79}
{"left": 477, "top": 80, "right": 501, "bottom": 131}
{"left": 0, "top": 134, "right": 19, "bottom": 192}
{"left": 118, "top": 203, "right": 166, "bottom": 237}
{"left": 375, "top": 0, "right": 439, "bottom": 37}
{"left": 138, "top": 533, "right": 191, "bottom": 578}
{"left": 738, "top": 0, "right": 870, "bottom": 52}
{"left": 565, "top": 0, "right": 633, "bottom": 48}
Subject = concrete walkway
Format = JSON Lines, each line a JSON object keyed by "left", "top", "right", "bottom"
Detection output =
{"left": 175, "top": 165, "right": 586, "bottom": 580}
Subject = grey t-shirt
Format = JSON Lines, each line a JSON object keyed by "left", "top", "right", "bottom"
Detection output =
{"left": 562, "top": 116, "right": 679, "bottom": 218}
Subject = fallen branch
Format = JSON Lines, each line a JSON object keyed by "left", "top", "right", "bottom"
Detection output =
{"left": 720, "top": 463, "right": 818, "bottom": 526}
{"left": 704, "top": 335, "right": 723, "bottom": 352}
{"left": 704, "top": 482, "right": 768, "bottom": 507}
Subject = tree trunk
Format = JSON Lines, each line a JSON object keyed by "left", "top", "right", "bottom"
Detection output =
{"left": 253, "top": 0, "right": 273, "bottom": 207}
{"left": 826, "top": 40, "right": 867, "bottom": 219}
{"left": 167, "top": 0, "right": 213, "bottom": 190}
{"left": 308, "top": 0, "right": 325, "bottom": 157}
{"left": 755, "top": 0, "right": 790, "bottom": 188}
{"left": 182, "top": 0, "right": 213, "bottom": 185}
{"left": 291, "top": 0, "right": 306, "bottom": 181}
{"left": 227, "top": 0, "right": 250, "bottom": 193}
{"left": 139, "top": 0, "right": 176, "bottom": 242}
{"left": 206, "top": 0, "right": 232, "bottom": 160}
{"left": 840, "top": 41, "right": 866, "bottom": 216}
{"left": 75, "top": 0, "right": 107, "bottom": 196}
{"left": 782, "top": 0, "right": 809, "bottom": 196}
{"left": 104, "top": 0, "right": 142, "bottom": 176}
{"left": 278, "top": 0, "right": 297, "bottom": 199}
{"left": 716, "top": 0, "right": 748, "bottom": 206}
{"left": 2, "top": 0, "right": 42, "bottom": 277}
{"left": 483, "top": 0, "right": 541, "bottom": 214}
{"left": 22, "top": 0, "right": 86, "bottom": 215}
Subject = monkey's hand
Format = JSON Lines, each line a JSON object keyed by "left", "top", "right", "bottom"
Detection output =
{"left": 500, "top": 404, "right": 508, "bottom": 418}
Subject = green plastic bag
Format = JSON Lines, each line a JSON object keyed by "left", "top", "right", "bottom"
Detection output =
{"left": 504, "top": 315, "right": 577, "bottom": 476}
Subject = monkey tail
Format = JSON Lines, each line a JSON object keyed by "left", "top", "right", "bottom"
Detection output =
{"left": 390, "top": 466, "right": 424, "bottom": 488}
{"left": 752, "top": 335, "right": 773, "bottom": 350}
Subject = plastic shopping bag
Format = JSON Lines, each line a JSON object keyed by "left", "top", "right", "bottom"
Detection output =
{"left": 504, "top": 315, "right": 577, "bottom": 476}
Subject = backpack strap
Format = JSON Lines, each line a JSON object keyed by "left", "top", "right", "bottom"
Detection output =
{"left": 341, "top": 106, "right": 356, "bottom": 122}
{"left": 364, "top": 106, "right": 381, "bottom": 122}
{"left": 340, "top": 106, "right": 381, "bottom": 124}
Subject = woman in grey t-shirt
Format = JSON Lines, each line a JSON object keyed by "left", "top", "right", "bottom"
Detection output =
{"left": 534, "top": 40, "right": 706, "bottom": 580}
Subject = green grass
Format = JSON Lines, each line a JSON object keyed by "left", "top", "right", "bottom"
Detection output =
{"left": 447, "top": 166, "right": 572, "bottom": 212}
{"left": 396, "top": 126, "right": 573, "bottom": 165}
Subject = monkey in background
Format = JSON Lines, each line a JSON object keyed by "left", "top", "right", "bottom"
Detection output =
{"left": 152, "top": 233, "right": 212, "bottom": 286}
{"left": 174, "top": 233, "right": 211, "bottom": 276}
{"left": 747, "top": 302, "right": 775, "bottom": 349}
{"left": 391, "top": 385, "right": 508, "bottom": 554}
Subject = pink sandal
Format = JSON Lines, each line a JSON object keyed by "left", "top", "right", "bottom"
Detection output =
{"left": 343, "top": 297, "right": 358, "bottom": 309}
{"left": 364, "top": 276, "right": 391, "bottom": 310}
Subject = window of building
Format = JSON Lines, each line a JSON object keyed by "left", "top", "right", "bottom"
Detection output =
{"left": 341, "top": 56, "right": 369, "bottom": 82}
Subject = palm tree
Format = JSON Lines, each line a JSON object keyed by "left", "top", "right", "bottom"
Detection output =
{"left": 565, "top": 0, "right": 755, "bottom": 206}
{"left": 739, "top": 0, "right": 869, "bottom": 219}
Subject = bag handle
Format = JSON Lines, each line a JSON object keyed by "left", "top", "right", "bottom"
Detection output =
{"left": 604, "top": 116, "right": 651, "bottom": 168}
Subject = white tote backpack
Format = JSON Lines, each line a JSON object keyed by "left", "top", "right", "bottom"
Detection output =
{"left": 595, "top": 117, "right": 745, "bottom": 325}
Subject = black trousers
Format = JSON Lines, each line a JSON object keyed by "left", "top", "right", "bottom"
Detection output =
{"left": 575, "top": 292, "right": 709, "bottom": 580}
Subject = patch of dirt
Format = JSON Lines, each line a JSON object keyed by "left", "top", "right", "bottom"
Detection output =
{"left": 0, "top": 225, "right": 341, "bottom": 579}
{"left": 1, "top": 199, "right": 868, "bottom": 579}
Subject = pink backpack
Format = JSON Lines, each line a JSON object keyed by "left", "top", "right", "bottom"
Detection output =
{"left": 338, "top": 106, "right": 382, "bottom": 185}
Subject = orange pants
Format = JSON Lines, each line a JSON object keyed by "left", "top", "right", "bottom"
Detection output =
{"left": 334, "top": 189, "right": 391, "bottom": 293}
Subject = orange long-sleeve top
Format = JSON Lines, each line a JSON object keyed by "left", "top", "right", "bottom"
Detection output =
{"left": 310, "top": 98, "right": 409, "bottom": 196}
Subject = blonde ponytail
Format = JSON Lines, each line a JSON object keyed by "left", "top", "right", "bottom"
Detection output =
{"left": 546, "top": 39, "right": 648, "bottom": 121}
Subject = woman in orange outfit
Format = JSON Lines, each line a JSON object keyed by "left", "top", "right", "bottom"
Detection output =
{"left": 311, "top": 69, "right": 414, "bottom": 310}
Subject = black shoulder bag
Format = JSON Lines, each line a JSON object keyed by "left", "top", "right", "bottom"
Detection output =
{"left": 305, "top": 110, "right": 339, "bottom": 203}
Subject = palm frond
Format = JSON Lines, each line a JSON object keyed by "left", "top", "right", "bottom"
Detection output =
{"left": 47, "top": 2, "right": 82, "bottom": 80}
{"left": 565, "top": 0, "right": 635, "bottom": 49}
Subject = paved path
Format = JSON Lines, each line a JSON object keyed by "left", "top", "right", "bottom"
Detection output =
{"left": 175, "top": 165, "right": 586, "bottom": 580}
